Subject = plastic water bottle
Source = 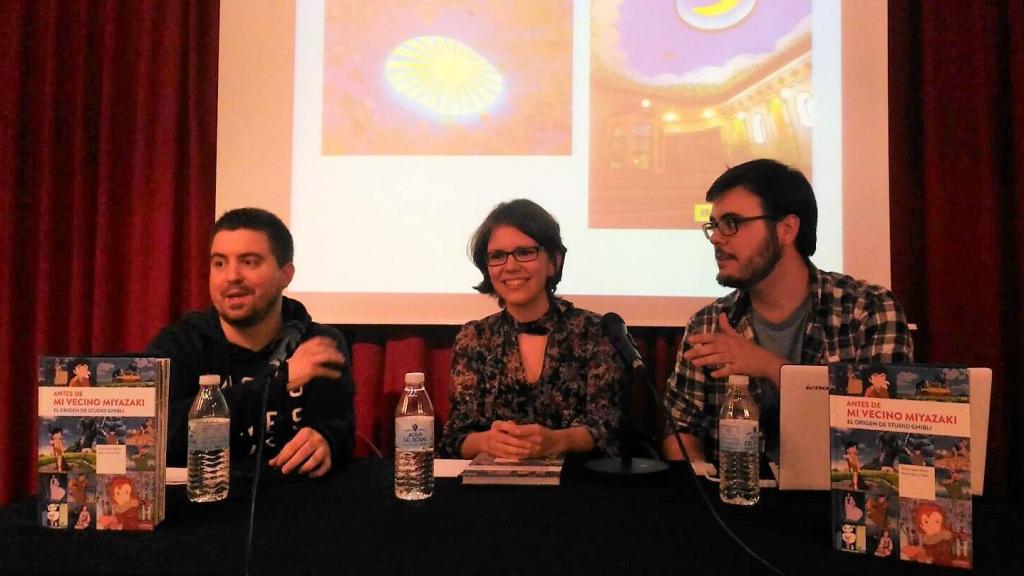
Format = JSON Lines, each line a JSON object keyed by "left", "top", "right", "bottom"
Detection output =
{"left": 719, "top": 375, "right": 760, "bottom": 506}
{"left": 395, "top": 372, "right": 434, "bottom": 500}
{"left": 187, "top": 374, "right": 230, "bottom": 503}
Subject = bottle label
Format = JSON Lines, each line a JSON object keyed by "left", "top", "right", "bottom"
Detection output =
{"left": 188, "top": 418, "right": 230, "bottom": 451}
{"left": 396, "top": 415, "right": 434, "bottom": 451}
{"left": 719, "top": 419, "right": 758, "bottom": 453}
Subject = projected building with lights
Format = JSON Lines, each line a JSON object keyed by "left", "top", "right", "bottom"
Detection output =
{"left": 589, "top": 0, "right": 813, "bottom": 230}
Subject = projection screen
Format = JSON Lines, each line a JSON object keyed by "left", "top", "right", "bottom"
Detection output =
{"left": 216, "top": 0, "right": 891, "bottom": 326}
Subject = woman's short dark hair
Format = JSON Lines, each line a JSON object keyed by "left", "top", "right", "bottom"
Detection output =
{"left": 210, "top": 207, "right": 294, "bottom": 266}
{"left": 469, "top": 199, "right": 567, "bottom": 300}
{"left": 705, "top": 159, "right": 818, "bottom": 258}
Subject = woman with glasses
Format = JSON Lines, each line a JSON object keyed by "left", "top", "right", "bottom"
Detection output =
{"left": 438, "top": 199, "right": 625, "bottom": 460}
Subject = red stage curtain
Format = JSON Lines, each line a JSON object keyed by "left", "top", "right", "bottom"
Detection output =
{"left": 2, "top": 1, "right": 1022, "bottom": 515}
{"left": 889, "top": 0, "right": 1023, "bottom": 504}
{"left": 0, "top": 0, "right": 219, "bottom": 504}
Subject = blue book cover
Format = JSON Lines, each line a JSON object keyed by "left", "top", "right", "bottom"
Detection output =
{"left": 829, "top": 364, "right": 972, "bottom": 569}
{"left": 37, "top": 356, "right": 169, "bottom": 531}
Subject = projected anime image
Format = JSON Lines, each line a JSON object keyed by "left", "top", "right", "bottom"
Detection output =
{"left": 322, "top": 0, "right": 573, "bottom": 156}
{"left": 590, "top": 0, "right": 813, "bottom": 229}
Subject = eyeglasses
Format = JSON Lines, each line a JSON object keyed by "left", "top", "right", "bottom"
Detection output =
{"left": 486, "top": 246, "right": 543, "bottom": 267}
{"left": 701, "top": 215, "right": 777, "bottom": 240}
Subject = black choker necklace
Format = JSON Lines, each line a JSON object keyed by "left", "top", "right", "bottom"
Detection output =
{"left": 515, "top": 320, "right": 550, "bottom": 336}
{"left": 508, "top": 298, "right": 558, "bottom": 335}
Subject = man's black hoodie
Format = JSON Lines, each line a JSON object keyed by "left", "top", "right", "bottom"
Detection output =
{"left": 146, "top": 296, "right": 354, "bottom": 471}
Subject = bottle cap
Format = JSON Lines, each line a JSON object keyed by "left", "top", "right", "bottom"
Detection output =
{"left": 404, "top": 372, "right": 425, "bottom": 385}
{"left": 199, "top": 374, "right": 221, "bottom": 386}
{"left": 728, "top": 374, "right": 749, "bottom": 386}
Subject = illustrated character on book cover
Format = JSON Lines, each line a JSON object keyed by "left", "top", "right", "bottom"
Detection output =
{"left": 68, "top": 417, "right": 100, "bottom": 453}
{"left": 68, "top": 473, "right": 89, "bottom": 504}
{"left": 68, "top": 358, "right": 92, "bottom": 387}
{"left": 101, "top": 416, "right": 127, "bottom": 445}
{"left": 48, "top": 475, "right": 66, "bottom": 501}
{"left": 52, "top": 358, "right": 68, "bottom": 386}
{"left": 873, "top": 432, "right": 907, "bottom": 470}
{"left": 904, "top": 434, "right": 936, "bottom": 467}
{"left": 831, "top": 429, "right": 888, "bottom": 490}
{"left": 864, "top": 369, "right": 890, "bottom": 398}
{"left": 841, "top": 524, "right": 857, "bottom": 550}
{"left": 845, "top": 365, "right": 864, "bottom": 395}
{"left": 844, "top": 492, "right": 864, "bottom": 522}
{"left": 953, "top": 438, "right": 969, "bottom": 460}
{"left": 128, "top": 445, "right": 156, "bottom": 471}
{"left": 902, "top": 501, "right": 954, "bottom": 566}
{"left": 39, "top": 417, "right": 99, "bottom": 473}
{"left": 867, "top": 493, "right": 890, "bottom": 531}
{"left": 940, "top": 468, "right": 969, "bottom": 500}
{"left": 843, "top": 441, "right": 862, "bottom": 490}
{"left": 874, "top": 529, "right": 894, "bottom": 557}
{"left": 127, "top": 417, "right": 156, "bottom": 446}
{"left": 936, "top": 437, "right": 971, "bottom": 476}
{"left": 49, "top": 427, "right": 66, "bottom": 472}
{"left": 98, "top": 475, "right": 141, "bottom": 530}
{"left": 45, "top": 503, "right": 62, "bottom": 528}
{"left": 74, "top": 504, "right": 92, "bottom": 529}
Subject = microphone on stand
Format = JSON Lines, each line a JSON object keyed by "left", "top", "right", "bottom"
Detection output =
{"left": 246, "top": 319, "right": 307, "bottom": 576}
{"left": 602, "top": 312, "right": 645, "bottom": 372}
{"left": 602, "top": 312, "right": 784, "bottom": 576}
{"left": 586, "top": 313, "right": 669, "bottom": 476}
{"left": 267, "top": 321, "right": 306, "bottom": 375}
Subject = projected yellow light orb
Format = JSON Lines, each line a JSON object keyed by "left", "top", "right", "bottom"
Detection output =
{"left": 677, "top": 0, "right": 756, "bottom": 30}
{"left": 386, "top": 36, "right": 502, "bottom": 117}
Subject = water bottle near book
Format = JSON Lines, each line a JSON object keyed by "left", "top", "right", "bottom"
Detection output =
{"left": 395, "top": 372, "right": 434, "bottom": 501}
{"left": 718, "top": 374, "right": 760, "bottom": 506}
{"left": 187, "top": 374, "right": 230, "bottom": 503}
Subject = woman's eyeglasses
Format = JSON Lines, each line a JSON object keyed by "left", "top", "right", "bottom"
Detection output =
{"left": 486, "top": 246, "right": 543, "bottom": 266}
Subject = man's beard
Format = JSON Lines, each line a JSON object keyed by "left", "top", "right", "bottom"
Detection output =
{"left": 218, "top": 293, "right": 280, "bottom": 329}
{"left": 716, "top": 229, "right": 782, "bottom": 290}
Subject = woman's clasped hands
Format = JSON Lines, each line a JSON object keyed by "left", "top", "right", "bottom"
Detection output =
{"left": 482, "top": 420, "right": 564, "bottom": 460}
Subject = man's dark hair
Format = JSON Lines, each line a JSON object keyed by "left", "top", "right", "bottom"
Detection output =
{"left": 469, "top": 199, "right": 567, "bottom": 300}
{"left": 211, "top": 207, "right": 294, "bottom": 266}
{"left": 67, "top": 358, "right": 90, "bottom": 374}
{"left": 705, "top": 159, "right": 818, "bottom": 258}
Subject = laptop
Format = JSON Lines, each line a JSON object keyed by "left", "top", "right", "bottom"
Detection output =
{"left": 777, "top": 365, "right": 991, "bottom": 494}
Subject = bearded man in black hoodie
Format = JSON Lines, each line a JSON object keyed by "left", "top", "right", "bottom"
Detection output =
{"left": 147, "top": 208, "right": 353, "bottom": 478}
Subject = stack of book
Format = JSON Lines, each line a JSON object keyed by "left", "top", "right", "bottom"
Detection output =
{"left": 460, "top": 452, "right": 564, "bottom": 486}
{"left": 37, "top": 356, "right": 169, "bottom": 531}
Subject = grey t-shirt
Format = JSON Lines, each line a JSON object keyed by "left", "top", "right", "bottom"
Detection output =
{"left": 751, "top": 296, "right": 812, "bottom": 461}
{"left": 751, "top": 296, "right": 813, "bottom": 367}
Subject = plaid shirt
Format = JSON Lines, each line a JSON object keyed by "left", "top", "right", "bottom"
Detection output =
{"left": 664, "top": 266, "right": 914, "bottom": 461}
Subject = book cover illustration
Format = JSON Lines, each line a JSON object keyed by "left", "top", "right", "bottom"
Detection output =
{"left": 461, "top": 452, "right": 565, "bottom": 486}
{"left": 829, "top": 364, "right": 972, "bottom": 569}
{"left": 37, "top": 356, "right": 168, "bottom": 531}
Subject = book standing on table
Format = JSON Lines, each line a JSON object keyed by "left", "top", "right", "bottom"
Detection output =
{"left": 37, "top": 356, "right": 169, "bottom": 531}
{"left": 829, "top": 363, "right": 972, "bottom": 569}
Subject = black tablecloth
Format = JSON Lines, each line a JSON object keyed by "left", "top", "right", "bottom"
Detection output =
{"left": 1, "top": 459, "right": 1020, "bottom": 575}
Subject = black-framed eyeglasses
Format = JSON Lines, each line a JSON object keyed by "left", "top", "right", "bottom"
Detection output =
{"left": 701, "top": 215, "right": 778, "bottom": 240}
{"left": 486, "top": 246, "right": 543, "bottom": 266}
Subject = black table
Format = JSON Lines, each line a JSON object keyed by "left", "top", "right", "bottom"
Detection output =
{"left": 1, "top": 460, "right": 1020, "bottom": 575}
